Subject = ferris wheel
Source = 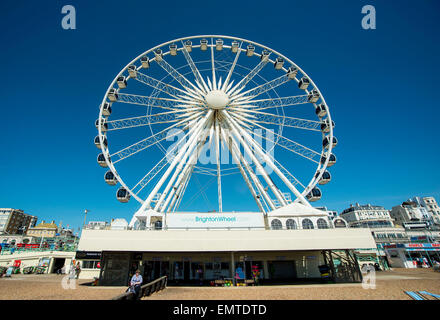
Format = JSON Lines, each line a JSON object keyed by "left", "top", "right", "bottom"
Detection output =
{"left": 95, "top": 35, "right": 337, "bottom": 222}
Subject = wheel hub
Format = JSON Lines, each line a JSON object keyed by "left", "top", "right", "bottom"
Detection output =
{"left": 205, "top": 90, "right": 229, "bottom": 110}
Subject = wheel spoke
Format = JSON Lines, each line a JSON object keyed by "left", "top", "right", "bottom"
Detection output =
{"left": 229, "top": 94, "right": 309, "bottom": 110}
{"left": 227, "top": 54, "right": 271, "bottom": 96}
{"left": 230, "top": 74, "right": 290, "bottom": 101}
{"left": 135, "top": 70, "right": 195, "bottom": 100}
{"left": 181, "top": 41, "right": 209, "bottom": 94}
{"left": 107, "top": 110, "right": 198, "bottom": 131}
{"left": 110, "top": 112, "right": 203, "bottom": 163}
{"left": 240, "top": 118, "right": 321, "bottom": 163}
{"left": 221, "top": 41, "right": 243, "bottom": 91}
{"left": 231, "top": 110, "right": 321, "bottom": 131}
{"left": 156, "top": 57, "right": 206, "bottom": 98}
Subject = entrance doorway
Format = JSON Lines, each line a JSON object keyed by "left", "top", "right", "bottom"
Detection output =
{"left": 267, "top": 260, "right": 297, "bottom": 280}
{"left": 52, "top": 258, "right": 65, "bottom": 274}
{"left": 143, "top": 261, "right": 170, "bottom": 282}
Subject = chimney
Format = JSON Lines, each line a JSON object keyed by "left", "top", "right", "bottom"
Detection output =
{"left": 51, "top": 220, "right": 55, "bottom": 224}
{"left": 42, "top": 220, "right": 45, "bottom": 224}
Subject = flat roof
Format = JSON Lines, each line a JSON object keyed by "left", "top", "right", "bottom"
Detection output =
{"left": 78, "top": 228, "right": 376, "bottom": 252}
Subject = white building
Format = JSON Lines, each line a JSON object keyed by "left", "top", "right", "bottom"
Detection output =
{"left": 390, "top": 201, "right": 431, "bottom": 226}
{"left": 77, "top": 203, "right": 375, "bottom": 285}
{"left": 340, "top": 204, "right": 395, "bottom": 229}
{"left": 409, "top": 196, "right": 440, "bottom": 225}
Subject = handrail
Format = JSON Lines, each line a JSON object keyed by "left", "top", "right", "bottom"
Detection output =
{"left": 112, "top": 276, "right": 167, "bottom": 300}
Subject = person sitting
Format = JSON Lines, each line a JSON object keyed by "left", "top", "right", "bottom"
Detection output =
{"left": 129, "top": 269, "right": 143, "bottom": 298}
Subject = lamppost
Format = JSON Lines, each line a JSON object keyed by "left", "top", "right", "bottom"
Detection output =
{"left": 83, "top": 209, "right": 90, "bottom": 227}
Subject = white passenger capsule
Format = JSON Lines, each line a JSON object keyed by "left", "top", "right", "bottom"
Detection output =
{"left": 95, "top": 118, "right": 108, "bottom": 132}
{"left": 216, "top": 39, "right": 223, "bottom": 50}
{"left": 231, "top": 41, "right": 239, "bottom": 53}
{"left": 315, "top": 171, "right": 331, "bottom": 185}
{"left": 128, "top": 65, "right": 137, "bottom": 78}
{"left": 116, "top": 187, "right": 130, "bottom": 203}
{"left": 141, "top": 56, "right": 150, "bottom": 68}
{"left": 102, "top": 102, "right": 112, "bottom": 117}
{"left": 169, "top": 44, "right": 178, "bottom": 56}
{"left": 117, "top": 76, "right": 127, "bottom": 89}
{"left": 246, "top": 44, "right": 255, "bottom": 56}
{"left": 94, "top": 135, "right": 107, "bottom": 149}
{"left": 97, "top": 153, "right": 109, "bottom": 168}
{"left": 104, "top": 170, "right": 118, "bottom": 186}
{"left": 107, "top": 89, "right": 118, "bottom": 102}
{"left": 200, "top": 39, "right": 208, "bottom": 51}
{"left": 320, "top": 153, "right": 337, "bottom": 167}
{"left": 274, "top": 57, "right": 284, "bottom": 69}
{"left": 306, "top": 187, "right": 322, "bottom": 202}
{"left": 323, "top": 136, "right": 338, "bottom": 149}
{"left": 307, "top": 89, "right": 320, "bottom": 103}
{"left": 261, "top": 50, "right": 270, "bottom": 61}
{"left": 298, "top": 77, "right": 310, "bottom": 90}
{"left": 287, "top": 66, "right": 298, "bottom": 79}
{"left": 315, "top": 103, "right": 327, "bottom": 118}
{"left": 154, "top": 49, "right": 163, "bottom": 62}
{"left": 184, "top": 40, "right": 192, "bottom": 52}
{"left": 321, "top": 118, "right": 335, "bottom": 133}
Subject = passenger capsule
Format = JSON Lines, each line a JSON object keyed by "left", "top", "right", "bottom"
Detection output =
{"left": 169, "top": 44, "right": 178, "bottom": 56}
{"left": 128, "top": 65, "right": 137, "bottom": 78}
{"left": 184, "top": 40, "right": 192, "bottom": 52}
{"left": 320, "top": 153, "right": 337, "bottom": 167}
{"left": 116, "top": 187, "right": 130, "bottom": 203}
{"left": 104, "top": 170, "right": 118, "bottom": 186}
{"left": 287, "top": 66, "right": 298, "bottom": 79}
{"left": 107, "top": 89, "right": 118, "bottom": 102}
{"left": 117, "top": 76, "right": 127, "bottom": 89}
{"left": 231, "top": 41, "right": 239, "bottom": 53}
{"left": 298, "top": 77, "right": 310, "bottom": 90}
{"left": 306, "top": 187, "right": 322, "bottom": 202}
{"left": 216, "top": 39, "right": 223, "bottom": 51}
{"left": 102, "top": 102, "right": 112, "bottom": 116}
{"left": 274, "top": 57, "right": 284, "bottom": 70}
{"left": 141, "top": 56, "right": 150, "bottom": 68}
{"left": 315, "top": 171, "right": 331, "bottom": 185}
{"left": 261, "top": 50, "right": 270, "bottom": 61}
{"left": 321, "top": 118, "right": 335, "bottom": 133}
{"left": 97, "top": 153, "right": 109, "bottom": 168}
{"left": 246, "top": 44, "right": 255, "bottom": 56}
{"left": 323, "top": 136, "right": 338, "bottom": 149}
{"left": 307, "top": 89, "right": 320, "bottom": 103}
{"left": 94, "top": 135, "right": 108, "bottom": 149}
{"left": 95, "top": 118, "right": 108, "bottom": 132}
{"left": 154, "top": 49, "right": 163, "bottom": 62}
{"left": 200, "top": 39, "right": 208, "bottom": 51}
{"left": 315, "top": 103, "right": 327, "bottom": 118}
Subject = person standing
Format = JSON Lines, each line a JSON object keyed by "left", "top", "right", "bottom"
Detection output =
{"left": 75, "top": 262, "right": 81, "bottom": 279}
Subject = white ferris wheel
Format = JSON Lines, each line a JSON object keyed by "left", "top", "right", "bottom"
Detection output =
{"left": 95, "top": 35, "right": 337, "bottom": 227}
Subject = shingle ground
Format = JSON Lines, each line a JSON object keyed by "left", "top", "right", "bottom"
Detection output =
{"left": 0, "top": 268, "right": 438, "bottom": 300}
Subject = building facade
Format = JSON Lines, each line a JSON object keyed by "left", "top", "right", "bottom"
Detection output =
{"left": 409, "top": 196, "right": 440, "bottom": 225}
{"left": 390, "top": 201, "right": 431, "bottom": 225}
{"left": 0, "top": 208, "right": 37, "bottom": 235}
{"left": 26, "top": 221, "right": 58, "bottom": 238}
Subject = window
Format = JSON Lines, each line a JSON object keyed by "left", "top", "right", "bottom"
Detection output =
{"left": 334, "top": 219, "right": 346, "bottom": 228}
{"left": 271, "top": 219, "right": 282, "bottom": 230}
{"left": 302, "top": 219, "right": 314, "bottom": 229}
{"left": 286, "top": 219, "right": 297, "bottom": 230}
{"left": 82, "top": 260, "right": 100, "bottom": 269}
{"left": 317, "top": 218, "right": 328, "bottom": 229}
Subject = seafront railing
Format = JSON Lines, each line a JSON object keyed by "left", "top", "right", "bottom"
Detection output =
{"left": 112, "top": 276, "right": 168, "bottom": 300}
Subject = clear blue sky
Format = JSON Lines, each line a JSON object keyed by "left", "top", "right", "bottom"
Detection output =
{"left": 1, "top": 0, "right": 439, "bottom": 232}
